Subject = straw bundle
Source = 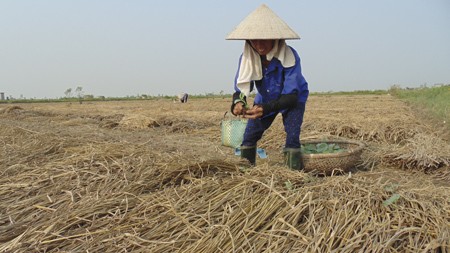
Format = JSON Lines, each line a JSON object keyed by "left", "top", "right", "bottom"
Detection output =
{"left": 262, "top": 116, "right": 428, "bottom": 148}
{"left": 118, "top": 113, "right": 215, "bottom": 134}
{"left": 119, "top": 114, "right": 161, "bottom": 129}
{"left": 1, "top": 105, "right": 24, "bottom": 114}
{"left": 362, "top": 133, "right": 450, "bottom": 171}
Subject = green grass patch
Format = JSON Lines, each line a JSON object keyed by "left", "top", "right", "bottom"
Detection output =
{"left": 310, "top": 89, "right": 388, "bottom": 96}
{"left": 390, "top": 85, "right": 450, "bottom": 127}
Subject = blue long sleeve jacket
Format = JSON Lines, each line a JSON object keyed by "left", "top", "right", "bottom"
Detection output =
{"left": 233, "top": 46, "right": 309, "bottom": 117}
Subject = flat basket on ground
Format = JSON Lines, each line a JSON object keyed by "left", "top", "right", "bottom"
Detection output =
{"left": 301, "top": 139, "right": 365, "bottom": 175}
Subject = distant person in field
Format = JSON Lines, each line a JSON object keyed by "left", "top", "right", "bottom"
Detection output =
{"left": 226, "top": 4, "right": 309, "bottom": 169}
{"left": 178, "top": 93, "right": 188, "bottom": 103}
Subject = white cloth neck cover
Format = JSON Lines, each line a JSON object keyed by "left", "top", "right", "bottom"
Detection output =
{"left": 236, "top": 40, "right": 295, "bottom": 97}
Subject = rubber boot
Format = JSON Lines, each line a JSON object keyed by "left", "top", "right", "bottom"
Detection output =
{"left": 283, "top": 148, "right": 303, "bottom": 170}
{"left": 241, "top": 145, "right": 257, "bottom": 165}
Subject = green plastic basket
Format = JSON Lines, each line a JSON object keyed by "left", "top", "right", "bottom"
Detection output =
{"left": 221, "top": 112, "right": 247, "bottom": 148}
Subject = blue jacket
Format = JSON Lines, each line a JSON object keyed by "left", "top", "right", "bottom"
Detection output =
{"left": 234, "top": 46, "right": 309, "bottom": 109}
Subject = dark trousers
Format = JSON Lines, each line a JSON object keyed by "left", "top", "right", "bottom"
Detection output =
{"left": 180, "top": 94, "right": 188, "bottom": 103}
{"left": 242, "top": 102, "right": 306, "bottom": 148}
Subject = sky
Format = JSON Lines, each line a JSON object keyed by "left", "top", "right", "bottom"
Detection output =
{"left": 1, "top": 0, "right": 449, "bottom": 99}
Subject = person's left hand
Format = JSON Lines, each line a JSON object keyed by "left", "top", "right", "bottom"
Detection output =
{"left": 243, "top": 105, "right": 263, "bottom": 119}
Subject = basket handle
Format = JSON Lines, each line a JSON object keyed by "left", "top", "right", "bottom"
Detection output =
{"left": 224, "top": 111, "right": 237, "bottom": 119}
{"left": 224, "top": 110, "right": 248, "bottom": 119}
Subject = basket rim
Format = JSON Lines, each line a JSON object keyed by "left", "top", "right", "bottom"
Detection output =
{"left": 222, "top": 111, "right": 249, "bottom": 121}
{"left": 301, "top": 139, "right": 366, "bottom": 159}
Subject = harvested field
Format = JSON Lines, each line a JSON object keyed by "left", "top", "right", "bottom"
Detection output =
{"left": 1, "top": 95, "right": 449, "bottom": 252}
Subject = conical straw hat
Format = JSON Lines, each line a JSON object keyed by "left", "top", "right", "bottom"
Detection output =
{"left": 226, "top": 4, "right": 300, "bottom": 40}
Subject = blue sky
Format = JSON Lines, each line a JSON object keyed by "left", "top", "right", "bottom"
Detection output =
{"left": 1, "top": 0, "right": 449, "bottom": 98}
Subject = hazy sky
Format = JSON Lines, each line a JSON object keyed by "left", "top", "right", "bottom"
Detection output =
{"left": 1, "top": 1, "right": 449, "bottom": 99}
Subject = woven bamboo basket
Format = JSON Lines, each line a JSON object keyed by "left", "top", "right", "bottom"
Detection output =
{"left": 301, "top": 139, "right": 365, "bottom": 175}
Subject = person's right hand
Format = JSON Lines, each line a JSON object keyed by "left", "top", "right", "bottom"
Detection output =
{"left": 233, "top": 102, "right": 246, "bottom": 116}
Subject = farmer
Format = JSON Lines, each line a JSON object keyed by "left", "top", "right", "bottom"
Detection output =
{"left": 178, "top": 93, "right": 189, "bottom": 103}
{"left": 226, "top": 4, "right": 309, "bottom": 169}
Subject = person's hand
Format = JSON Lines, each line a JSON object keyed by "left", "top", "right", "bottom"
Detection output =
{"left": 233, "top": 102, "right": 246, "bottom": 116}
{"left": 244, "top": 105, "right": 263, "bottom": 119}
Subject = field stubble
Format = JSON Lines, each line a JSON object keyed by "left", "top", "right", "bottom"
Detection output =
{"left": 0, "top": 95, "right": 449, "bottom": 252}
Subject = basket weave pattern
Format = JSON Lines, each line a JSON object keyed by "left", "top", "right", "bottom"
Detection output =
{"left": 221, "top": 119, "right": 248, "bottom": 148}
{"left": 301, "top": 139, "right": 365, "bottom": 175}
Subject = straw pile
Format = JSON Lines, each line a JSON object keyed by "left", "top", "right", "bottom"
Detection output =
{"left": 1, "top": 96, "right": 449, "bottom": 252}
{"left": 0, "top": 105, "right": 24, "bottom": 114}
{"left": 261, "top": 95, "right": 450, "bottom": 172}
{"left": 120, "top": 114, "right": 161, "bottom": 129}
{"left": 362, "top": 133, "right": 450, "bottom": 171}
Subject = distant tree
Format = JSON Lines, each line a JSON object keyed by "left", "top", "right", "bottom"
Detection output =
{"left": 75, "top": 86, "right": 84, "bottom": 104}
{"left": 65, "top": 88, "right": 72, "bottom": 98}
